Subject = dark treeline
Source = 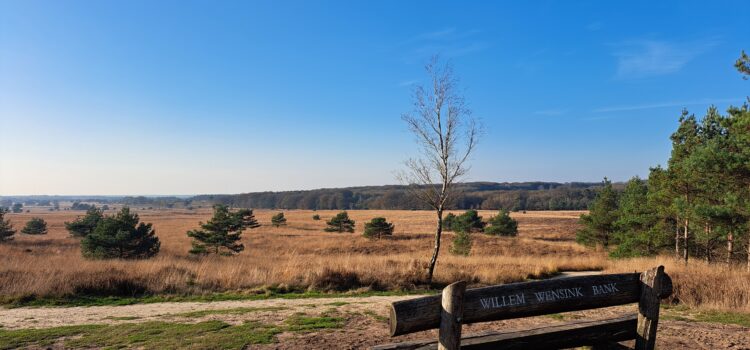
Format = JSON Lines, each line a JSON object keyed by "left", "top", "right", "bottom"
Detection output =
{"left": 192, "top": 182, "right": 610, "bottom": 211}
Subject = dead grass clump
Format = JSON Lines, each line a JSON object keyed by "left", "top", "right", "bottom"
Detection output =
{"left": 308, "top": 269, "right": 377, "bottom": 292}
{"left": 72, "top": 268, "right": 148, "bottom": 297}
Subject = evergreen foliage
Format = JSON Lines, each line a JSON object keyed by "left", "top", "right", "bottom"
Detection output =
{"left": 187, "top": 204, "right": 260, "bottom": 255}
{"left": 578, "top": 55, "right": 750, "bottom": 265}
{"left": 11, "top": 203, "right": 22, "bottom": 213}
{"left": 21, "top": 217, "right": 48, "bottom": 235}
{"left": 271, "top": 212, "right": 287, "bottom": 227}
{"left": 312, "top": 214, "right": 321, "bottom": 221}
{"left": 576, "top": 178, "right": 619, "bottom": 247}
{"left": 450, "top": 229, "right": 472, "bottom": 256}
{"left": 363, "top": 217, "right": 394, "bottom": 239}
{"left": 485, "top": 210, "right": 518, "bottom": 236}
{"left": 324, "top": 211, "right": 355, "bottom": 233}
{"left": 65, "top": 207, "right": 104, "bottom": 237}
{"left": 0, "top": 208, "right": 15, "bottom": 242}
{"left": 442, "top": 213, "right": 457, "bottom": 231}
{"left": 449, "top": 209, "right": 486, "bottom": 233}
{"left": 81, "top": 207, "right": 160, "bottom": 259}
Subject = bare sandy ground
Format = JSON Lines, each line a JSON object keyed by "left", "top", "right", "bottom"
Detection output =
{"left": 1, "top": 295, "right": 749, "bottom": 349}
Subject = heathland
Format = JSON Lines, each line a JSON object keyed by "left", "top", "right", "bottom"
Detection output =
{"left": 1, "top": 207, "right": 748, "bottom": 314}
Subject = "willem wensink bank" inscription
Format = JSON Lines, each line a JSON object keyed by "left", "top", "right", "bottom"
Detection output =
{"left": 478, "top": 282, "right": 620, "bottom": 309}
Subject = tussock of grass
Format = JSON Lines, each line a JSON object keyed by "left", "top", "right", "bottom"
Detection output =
{"left": 105, "top": 316, "right": 141, "bottom": 321}
{"left": 174, "top": 306, "right": 287, "bottom": 318}
{"left": 0, "top": 324, "right": 105, "bottom": 350}
{"left": 363, "top": 310, "right": 388, "bottom": 323}
{"left": 662, "top": 305, "right": 750, "bottom": 328}
{"left": 284, "top": 313, "right": 345, "bottom": 332}
{"left": 0, "top": 321, "right": 283, "bottom": 350}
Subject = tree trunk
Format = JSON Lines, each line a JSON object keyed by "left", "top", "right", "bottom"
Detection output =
{"left": 727, "top": 231, "right": 733, "bottom": 265}
{"left": 683, "top": 218, "right": 689, "bottom": 264}
{"left": 426, "top": 209, "right": 444, "bottom": 285}
{"left": 675, "top": 217, "right": 680, "bottom": 260}
{"left": 705, "top": 224, "right": 711, "bottom": 264}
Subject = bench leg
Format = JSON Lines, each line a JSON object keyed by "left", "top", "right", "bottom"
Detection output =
{"left": 636, "top": 266, "right": 665, "bottom": 350}
{"left": 438, "top": 281, "right": 466, "bottom": 350}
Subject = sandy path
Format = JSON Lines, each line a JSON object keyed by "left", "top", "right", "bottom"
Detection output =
{"left": 0, "top": 295, "right": 418, "bottom": 330}
{"left": 1, "top": 295, "right": 749, "bottom": 349}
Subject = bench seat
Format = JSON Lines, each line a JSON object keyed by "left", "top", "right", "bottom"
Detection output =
{"left": 374, "top": 314, "right": 636, "bottom": 350}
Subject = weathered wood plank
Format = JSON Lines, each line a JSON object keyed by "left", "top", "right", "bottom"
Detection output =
{"left": 374, "top": 314, "right": 637, "bottom": 350}
{"left": 391, "top": 273, "right": 642, "bottom": 336}
{"left": 438, "top": 281, "right": 466, "bottom": 350}
{"left": 635, "top": 266, "right": 671, "bottom": 350}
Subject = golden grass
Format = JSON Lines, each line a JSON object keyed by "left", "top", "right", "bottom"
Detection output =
{"left": 1, "top": 208, "right": 748, "bottom": 313}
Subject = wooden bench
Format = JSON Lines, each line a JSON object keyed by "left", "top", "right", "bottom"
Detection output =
{"left": 374, "top": 266, "right": 672, "bottom": 350}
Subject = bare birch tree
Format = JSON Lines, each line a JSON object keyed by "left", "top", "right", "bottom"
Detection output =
{"left": 399, "top": 56, "right": 480, "bottom": 284}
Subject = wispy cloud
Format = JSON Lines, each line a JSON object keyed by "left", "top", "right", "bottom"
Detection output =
{"left": 534, "top": 109, "right": 566, "bottom": 116}
{"left": 399, "top": 28, "right": 488, "bottom": 62}
{"left": 611, "top": 38, "right": 720, "bottom": 79}
{"left": 593, "top": 97, "right": 743, "bottom": 113}
{"left": 398, "top": 79, "right": 418, "bottom": 87}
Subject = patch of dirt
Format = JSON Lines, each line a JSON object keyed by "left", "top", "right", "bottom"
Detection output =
{"left": 1, "top": 295, "right": 748, "bottom": 349}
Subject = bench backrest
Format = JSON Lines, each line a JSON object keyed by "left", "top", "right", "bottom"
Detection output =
{"left": 388, "top": 266, "right": 672, "bottom": 350}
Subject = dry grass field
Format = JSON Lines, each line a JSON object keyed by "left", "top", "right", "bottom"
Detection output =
{"left": 1, "top": 208, "right": 749, "bottom": 313}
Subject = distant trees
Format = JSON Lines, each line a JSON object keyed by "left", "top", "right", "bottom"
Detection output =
{"left": 576, "top": 178, "right": 619, "bottom": 247}
{"left": 363, "top": 217, "right": 394, "bottom": 239}
{"left": 70, "top": 202, "right": 94, "bottom": 211}
{"left": 485, "top": 210, "right": 518, "bottom": 236}
{"left": 187, "top": 204, "right": 260, "bottom": 255}
{"left": 11, "top": 203, "right": 22, "bottom": 213}
{"left": 398, "top": 56, "right": 481, "bottom": 284}
{"left": 312, "top": 214, "right": 321, "bottom": 221}
{"left": 271, "top": 212, "right": 287, "bottom": 227}
{"left": 193, "top": 183, "right": 600, "bottom": 211}
{"left": 0, "top": 209, "right": 15, "bottom": 242}
{"left": 65, "top": 207, "right": 104, "bottom": 237}
{"left": 81, "top": 207, "right": 160, "bottom": 259}
{"left": 324, "top": 211, "right": 355, "bottom": 233}
{"left": 21, "top": 217, "right": 48, "bottom": 235}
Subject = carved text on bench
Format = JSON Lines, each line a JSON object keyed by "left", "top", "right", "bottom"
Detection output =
{"left": 478, "top": 283, "right": 620, "bottom": 309}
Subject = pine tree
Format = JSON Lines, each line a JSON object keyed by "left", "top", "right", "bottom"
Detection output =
{"left": 668, "top": 110, "right": 701, "bottom": 262}
{"left": 725, "top": 102, "right": 750, "bottom": 268}
{"left": 576, "top": 178, "right": 619, "bottom": 247}
{"left": 271, "top": 212, "right": 287, "bottom": 227}
{"left": 65, "top": 206, "right": 104, "bottom": 237}
{"left": 610, "top": 177, "right": 659, "bottom": 258}
{"left": 451, "top": 209, "right": 486, "bottom": 233}
{"left": 442, "top": 213, "right": 457, "bottom": 231}
{"left": 363, "top": 217, "right": 394, "bottom": 239}
{"left": 645, "top": 166, "right": 679, "bottom": 256}
{"left": 0, "top": 209, "right": 15, "bottom": 242}
{"left": 187, "top": 204, "right": 260, "bottom": 255}
{"left": 450, "top": 229, "right": 472, "bottom": 256}
{"left": 81, "top": 207, "right": 160, "bottom": 259}
{"left": 485, "top": 209, "right": 518, "bottom": 236}
{"left": 21, "top": 217, "right": 48, "bottom": 235}
{"left": 324, "top": 211, "right": 355, "bottom": 233}
{"left": 736, "top": 50, "right": 750, "bottom": 79}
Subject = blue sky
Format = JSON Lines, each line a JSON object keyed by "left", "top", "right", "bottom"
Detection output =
{"left": 0, "top": 1, "right": 748, "bottom": 195}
